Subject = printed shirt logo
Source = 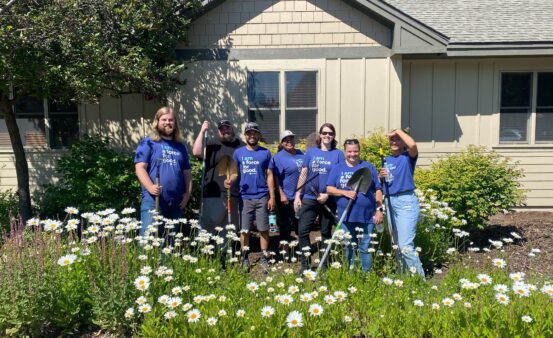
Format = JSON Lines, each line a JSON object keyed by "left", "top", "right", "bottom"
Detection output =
{"left": 311, "top": 156, "right": 331, "bottom": 174}
{"left": 240, "top": 156, "right": 260, "bottom": 175}
{"left": 339, "top": 171, "right": 353, "bottom": 189}
{"left": 294, "top": 158, "right": 303, "bottom": 172}
{"left": 160, "top": 145, "right": 181, "bottom": 166}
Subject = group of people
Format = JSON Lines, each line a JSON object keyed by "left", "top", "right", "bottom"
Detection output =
{"left": 134, "top": 106, "right": 424, "bottom": 278}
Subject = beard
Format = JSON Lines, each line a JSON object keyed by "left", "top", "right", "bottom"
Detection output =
{"left": 220, "top": 132, "right": 235, "bottom": 143}
{"left": 157, "top": 125, "right": 175, "bottom": 138}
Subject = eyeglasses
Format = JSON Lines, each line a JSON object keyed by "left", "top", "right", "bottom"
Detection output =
{"left": 320, "top": 131, "right": 335, "bottom": 136}
{"left": 344, "top": 139, "right": 359, "bottom": 144}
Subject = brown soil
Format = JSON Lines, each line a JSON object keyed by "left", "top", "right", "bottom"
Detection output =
{"left": 455, "top": 211, "right": 553, "bottom": 279}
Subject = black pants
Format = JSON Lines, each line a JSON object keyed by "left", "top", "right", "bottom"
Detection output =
{"left": 277, "top": 198, "right": 298, "bottom": 241}
{"left": 297, "top": 198, "right": 337, "bottom": 255}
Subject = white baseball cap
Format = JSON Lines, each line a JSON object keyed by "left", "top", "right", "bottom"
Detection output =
{"left": 280, "top": 130, "right": 295, "bottom": 142}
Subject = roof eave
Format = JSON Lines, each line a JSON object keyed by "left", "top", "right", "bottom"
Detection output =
{"left": 447, "top": 42, "right": 553, "bottom": 57}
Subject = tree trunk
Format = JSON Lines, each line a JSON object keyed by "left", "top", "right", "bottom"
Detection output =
{"left": 0, "top": 94, "right": 32, "bottom": 222}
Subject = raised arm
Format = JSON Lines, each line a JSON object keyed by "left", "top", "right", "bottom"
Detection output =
{"left": 389, "top": 129, "right": 418, "bottom": 159}
{"left": 192, "top": 121, "right": 209, "bottom": 158}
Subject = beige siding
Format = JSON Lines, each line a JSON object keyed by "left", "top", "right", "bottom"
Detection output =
{"left": 171, "top": 56, "right": 396, "bottom": 142}
{"left": 0, "top": 150, "right": 63, "bottom": 192}
{"left": 186, "top": 0, "right": 391, "bottom": 49}
{"left": 403, "top": 58, "right": 553, "bottom": 207}
{"left": 416, "top": 148, "right": 553, "bottom": 208}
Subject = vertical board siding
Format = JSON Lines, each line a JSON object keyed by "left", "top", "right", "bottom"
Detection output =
{"left": 455, "top": 62, "right": 479, "bottom": 145}
{"left": 432, "top": 62, "right": 455, "bottom": 142}
{"left": 409, "top": 62, "right": 433, "bottom": 141}
{"left": 478, "top": 61, "right": 495, "bottom": 146}
{"left": 404, "top": 58, "right": 553, "bottom": 208}
{"left": 340, "top": 59, "right": 365, "bottom": 138}
{"left": 365, "top": 58, "right": 388, "bottom": 133}
{"left": 325, "top": 59, "right": 341, "bottom": 133}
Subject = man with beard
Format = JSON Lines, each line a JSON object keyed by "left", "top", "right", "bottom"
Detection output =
{"left": 192, "top": 119, "right": 244, "bottom": 236}
{"left": 232, "top": 122, "right": 275, "bottom": 271}
{"left": 134, "top": 107, "right": 192, "bottom": 236}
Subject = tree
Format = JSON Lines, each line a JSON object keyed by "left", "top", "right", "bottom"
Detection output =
{"left": 0, "top": 0, "right": 200, "bottom": 221}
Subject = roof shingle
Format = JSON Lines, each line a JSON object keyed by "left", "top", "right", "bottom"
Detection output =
{"left": 383, "top": 0, "right": 553, "bottom": 43}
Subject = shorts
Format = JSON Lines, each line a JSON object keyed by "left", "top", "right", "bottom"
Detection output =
{"left": 240, "top": 195, "right": 269, "bottom": 232}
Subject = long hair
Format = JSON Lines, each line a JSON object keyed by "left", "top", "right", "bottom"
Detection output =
{"left": 149, "top": 107, "right": 185, "bottom": 143}
{"left": 315, "top": 123, "right": 337, "bottom": 149}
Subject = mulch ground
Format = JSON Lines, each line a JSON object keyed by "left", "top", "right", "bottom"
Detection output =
{"left": 456, "top": 211, "right": 553, "bottom": 279}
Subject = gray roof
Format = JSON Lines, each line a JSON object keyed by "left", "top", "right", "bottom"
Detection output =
{"left": 383, "top": 0, "right": 553, "bottom": 44}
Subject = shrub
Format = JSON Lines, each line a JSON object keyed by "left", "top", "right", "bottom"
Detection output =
{"left": 35, "top": 135, "right": 141, "bottom": 217}
{"left": 0, "top": 190, "right": 18, "bottom": 233}
{"left": 358, "top": 128, "right": 392, "bottom": 170}
{"left": 415, "top": 145, "right": 526, "bottom": 229}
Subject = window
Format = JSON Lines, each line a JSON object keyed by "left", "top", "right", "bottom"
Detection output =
{"left": 0, "top": 96, "right": 79, "bottom": 148}
{"left": 500, "top": 72, "right": 553, "bottom": 144}
{"left": 248, "top": 71, "right": 317, "bottom": 143}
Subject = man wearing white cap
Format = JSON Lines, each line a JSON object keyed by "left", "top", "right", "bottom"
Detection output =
{"left": 272, "top": 130, "right": 304, "bottom": 243}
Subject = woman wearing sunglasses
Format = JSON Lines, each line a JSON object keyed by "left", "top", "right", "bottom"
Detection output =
{"left": 294, "top": 123, "right": 344, "bottom": 272}
{"left": 380, "top": 129, "right": 425, "bottom": 278}
{"left": 326, "top": 139, "right": 383, "bottom": 272}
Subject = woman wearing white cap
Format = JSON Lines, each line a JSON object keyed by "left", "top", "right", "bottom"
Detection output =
{"left": 272, "top": 130, "right": 304, "bottom": 244}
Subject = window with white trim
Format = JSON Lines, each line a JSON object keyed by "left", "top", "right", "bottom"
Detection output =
{"left": 248, "top": 71, "right": 317, "bottom": 143}
{"left": 0, "top": 96, "right": 79, "bottom": 148}
{"left": 500, "top": 72, "right": 553, "bottom": 144}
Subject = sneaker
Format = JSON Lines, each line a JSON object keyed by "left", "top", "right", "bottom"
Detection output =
{"left": 242, "top": 257, "right": 251, "bottom": 272}
{"left": 259, "top": 255, "right": 269, "bottom": 274}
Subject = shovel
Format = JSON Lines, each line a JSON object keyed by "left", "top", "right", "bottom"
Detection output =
{"left": 379, "top": 145, "right": 402, "bottom": 270}
{"left": 317, "top": 167, "right": 373, "bottom": 272}
{"left": 218, "top": 155, "right": 238, "bottom": 225}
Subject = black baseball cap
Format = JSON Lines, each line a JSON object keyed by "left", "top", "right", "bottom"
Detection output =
{"left": 244, "top": 122, "right": 261, "bottom": 134}
{"left": 218, "top": 120, "right": 232, "bottom": 129}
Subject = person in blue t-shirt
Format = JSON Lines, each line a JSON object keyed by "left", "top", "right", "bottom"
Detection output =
{"left": 294, "top": 123, "right": 344, "bottom": 272}
{"left": 379, "top": 128, "right": 425, "bottom": 278}
{"left": 134, "top": 107, "right": 192, "bottom": 237}
{"left": 231, "top": 122, "right": 275, "bottom": 271}
{"left": 272, "top": 130, "right": 304, "bottom": 243}
{"left": 327, "top": 139, "right": 383, "bottom": 272}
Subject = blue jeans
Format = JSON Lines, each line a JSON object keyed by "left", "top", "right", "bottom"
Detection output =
{"left": 343, "top": 222, "right": 375, "bottom": 272}
{"left": 389, "top": 191, "right": 425, "bottom": 278}
{"left": 140, "top": 195, "right": 183, "bottom": 236}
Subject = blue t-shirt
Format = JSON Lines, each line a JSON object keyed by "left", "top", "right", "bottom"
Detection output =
{"left": 134, "top": 137, "right": 191, "bottom": 207}
{"left": 384, "top": 151, "right": 417, "bottom": 195}
{"left": 272, "top": 149, "right": 304, "bottom": 200}
{"left": 233, "top": 146, "right": 273, "bottom": 200}
{"left": 302, "top": 147, "right": 344, "bottom": 200}
{"left": 327, "top": 161, "right": 381, "bottom": 224}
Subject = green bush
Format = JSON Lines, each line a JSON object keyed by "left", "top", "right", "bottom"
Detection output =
{"left": 0, "top": 190, "right": 18, "bottom": 233}
{"left": 35, "top": 135, "right": 141, "bottom": 217}
{"left": 415, "top": 145, "right": 526, "bottom": 229}
{"left": 358, "top": 128, "right": 392, "bottom": 170}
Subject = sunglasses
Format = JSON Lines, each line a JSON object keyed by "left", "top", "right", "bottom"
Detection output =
{"left": 320, "top": 131, "right": 335, "bottom": 136}
{"left": 344, "top": 139, "right": 359, "bottom": 145}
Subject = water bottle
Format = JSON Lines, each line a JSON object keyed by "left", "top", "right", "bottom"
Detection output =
{"left": 269, "top": 211, "right": 279, "bottom": 233}
{"left": 385, "top": 163, "right": 394, "bottom": 183}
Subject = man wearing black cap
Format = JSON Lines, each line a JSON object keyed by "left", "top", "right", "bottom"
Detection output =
{"left": 231, "top": 122, "right": 275, "bottom": 271}
{"left": 193, "top": 120, "right": 244, "bottom": 236}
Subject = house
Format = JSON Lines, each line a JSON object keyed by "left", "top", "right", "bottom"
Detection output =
{"left": 1, "top": 0, "right": 552, "bottom": 208}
